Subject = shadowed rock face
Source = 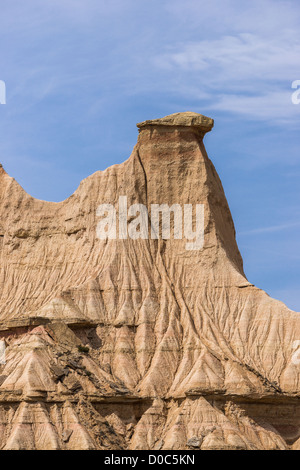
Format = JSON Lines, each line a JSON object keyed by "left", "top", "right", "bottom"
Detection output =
{"left": 0, "top": 112, "right": 300, "bottom": 450}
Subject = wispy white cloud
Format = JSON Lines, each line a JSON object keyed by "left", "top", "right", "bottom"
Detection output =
{"left": 165, "top": 0, "right": 300, "bottom": 38}
{"left": 153, "top": 31, "right": 300, "bottom": 122}
{"left": 155, "top": 33, "right": 300, "bottom": 80}
{"left": 209, "top": 90, "right": 300, "bottom": 124}
{"left": 239, "top": 221, "right": 300, "bottom": 236}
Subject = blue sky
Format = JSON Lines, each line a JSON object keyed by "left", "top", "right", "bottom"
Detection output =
{"left": 0, "top": 0, "right": 300, "bottom": 310}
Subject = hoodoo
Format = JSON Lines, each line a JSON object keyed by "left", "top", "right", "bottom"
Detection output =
{"left": 0, "top": 113, "right": 300, "bottom": 450}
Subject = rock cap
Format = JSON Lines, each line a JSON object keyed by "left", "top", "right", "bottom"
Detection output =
{"left": 137, "top": 111, "right": 214, "bottom": 136}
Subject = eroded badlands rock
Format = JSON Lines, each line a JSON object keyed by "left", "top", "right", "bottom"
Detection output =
{"left": 0, "top": 112, "right": 299, "bottom": 450}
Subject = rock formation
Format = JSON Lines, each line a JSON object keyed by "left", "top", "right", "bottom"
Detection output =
{"left": 0, "top": 112, "right": 300, "bottom": 450}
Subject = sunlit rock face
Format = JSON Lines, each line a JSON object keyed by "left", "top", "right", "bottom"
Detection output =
{"left": 0, "top": 112, "right": 299, "bottom": 450}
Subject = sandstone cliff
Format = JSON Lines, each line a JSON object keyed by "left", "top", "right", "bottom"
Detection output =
{"left": 0, "top": 112, "right": 299, "bottom": 450}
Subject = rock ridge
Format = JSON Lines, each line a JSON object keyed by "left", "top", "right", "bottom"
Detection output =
{"left": 0, "top": 112, "right": 299, "bottom": 450}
